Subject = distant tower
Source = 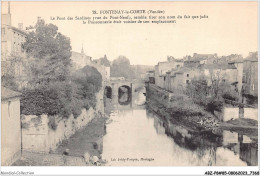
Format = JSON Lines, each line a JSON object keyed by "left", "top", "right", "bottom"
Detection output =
{"left": 81, "top": 44, "right": 84, "bottom": 54}
{"left": 8, "top": 2, "right": 10, "bottom": 14}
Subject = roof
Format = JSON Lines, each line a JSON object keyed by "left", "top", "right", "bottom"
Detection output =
{"left": 244, "top": 52, "right": 258, "bottom": 62}
{"left": 202, "top": 63, "right": 236, "bottom": 70}
{"left": 6, "top": 25, "right": 28, "bottom": 36}
{"left": 147, "top": 70, "right": 155, "bottom": 73}
{"left": 1, "top": 87, "right": 22, "bottom": 101}
{"left": 184, "top": 58, "right": 205, "bottom": 62}
{"left": 193, "top": 53, "right": 217, "bottom": 59}
{"left": 171, "top": 67, "right": 191, "bottom": 75}
{"left": 184, "top": 53, "right": 217, "bottom": 62}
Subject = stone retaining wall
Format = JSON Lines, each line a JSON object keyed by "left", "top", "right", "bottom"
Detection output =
{"left": 21, "top": 90, "right": 104, "bottom": 153}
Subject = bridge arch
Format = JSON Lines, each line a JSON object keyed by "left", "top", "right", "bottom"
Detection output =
{"left": 118, "top": 85, "right": 132, "bottom": 105}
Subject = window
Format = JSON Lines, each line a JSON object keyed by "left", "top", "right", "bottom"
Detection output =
{"left": 187, "top": 74, "right": 189, "bottom": 77}
{"left": 186, "top": 80, "right": 190, "bottom": 84}
{"left": 164, "top": 76, "right": 166, "bottom": 81}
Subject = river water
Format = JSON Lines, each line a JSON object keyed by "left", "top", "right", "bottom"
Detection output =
{"left": 102, "top": 89, "right": 258, "bottom": 166}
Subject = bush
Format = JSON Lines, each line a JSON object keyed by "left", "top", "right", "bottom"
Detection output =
{"left": 71, "top": 98, "right": 83, "bottom": 118}
{"left": 48, "top": 116, "right": 57, "bottom": 130}
{"left": 1, "top": 74, "right": 19, "bottom": 91}
{"left": 72, "top": 65, "right": 102, "bottom": 111}
{"left": 20, "top": 65, "right": 102, "bottom": 122}
{"left": 205, "top": 98, "right": 224, "bottom": 114}
{"left": 21, "top": 81, "right": 74, "bottom": 118}
{"left": 222, "top": 92, "right": 239, "bottom": 101}
{"left": 244, "top": 94, "right": 258, "bottom": 105}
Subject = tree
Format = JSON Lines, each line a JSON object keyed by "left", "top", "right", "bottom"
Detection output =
{"left": 1, "top": 53, "right": 26, "bottom": 91}
{"left": 20, "top": 18, "right": 74, "bottom": 119}
{"left": 72, "top": 65, "right": 102, "bottom": 110}
{"left": 99, "top": 55, "right": 110, "bottom": 67}
{"left": 186, "top": 75, "right": 208, "bottom": 100}
{"left": 22, "top": 18, "right": 72, "bottom": 86}
{"left": 110, "top": 55, "right": 135, "bottom": 79}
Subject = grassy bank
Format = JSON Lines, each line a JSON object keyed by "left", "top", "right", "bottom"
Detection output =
{"left": 147, "top": 93, "right": 219, "bottom": 132}
{"left": 146, "top": 84, "right": 258, "bottom": 136}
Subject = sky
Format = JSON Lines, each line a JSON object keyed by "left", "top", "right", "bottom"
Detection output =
{"left": 1, "top": 1, "right": 258, "bottom": 65}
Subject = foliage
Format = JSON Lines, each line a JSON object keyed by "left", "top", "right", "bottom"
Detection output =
{"left": 97, "top": 55, "right": 110, "bottom": 67}
{"left": 72, "top": 65, "right": 102, "bottom": 111}
{"left": 110, "top": 55, "right": 135, "bottom": 79}
{"left": 1, "top": 53, "right": 26, "bottom": 91}
{"left": 48, "top": 116, "right": 57, "bottom": 130}
{"left": 222, "top": 90, "right": 239, "bottom": 101}
{"left": 1, "top": 74, "right": 19, "bottom": 91}
{"left": 19, "top": 18, "right": 102, "bottom": 127}
{"left": 22, "top": 18, "right": 72, "bottom": 85}
{"left": 244, "top": 94, "right": 258, "bottom": 105}
{"left": 21, "top": 66, "right": 102, "bottom": 120}
{"left": 72, "top": 66, "right": 102, "bottom": 94}
{"left": 186, "top": 76, "right": 208, "bottom": 101}
{"left": 205, "top": 98, "right": 224, "bottom": 114}
{"left": 21, "top": 82, "right": 71, "bottom": 117}
{"left": 186, "top": 76, "right": 232, "bottom": 115}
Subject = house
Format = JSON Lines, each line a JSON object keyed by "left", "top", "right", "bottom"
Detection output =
{"left": 184, "top": 53, "right": 218, "bottom": 67}
{"left": 92, "top": 55, "right": 111, "bottom": 81}
{"left": 1, "top": 87, "right": 22, "bottom": 166}
{"left": 243, "top": 52, "right": 258, "bottom": 96}
{"left": 1, "top": 2, "right": 27, "bottom": 77}
{"left": 145, "top": 70, "right": 155, "bottom": 84}
{"left": 154, "top": 58, "right": 184, "bottom": 88}
{"left": 70, "top": 47, "right": 92, "bottom": 71}
{"left": 167, "top": 67, "right": 200, "bottom": 93}
{"left": 228, "top": 60, "right": 244, "bottom": 95}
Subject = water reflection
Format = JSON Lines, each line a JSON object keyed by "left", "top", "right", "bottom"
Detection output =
{"left": 102, "top": 90, "right": 257, "bottom": 166}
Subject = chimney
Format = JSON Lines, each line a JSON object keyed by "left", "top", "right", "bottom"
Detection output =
{"left": 18, "top": 23, "right": 23, "bottom": 30}
{"left": 8, "top": 2, "right": 10, "bottom": 14}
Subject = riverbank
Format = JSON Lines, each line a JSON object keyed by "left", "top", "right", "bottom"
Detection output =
{"left": 54, "top": 116, "right": 107, "bottom": 161}
{"left": 146, "top": 83, "right": 258, "bottom": 137}
{"left": 13, "top": 116, "right": 108, "bottom": 166}
{"left": 146, "top": 84, "right": 219, "bottom": 132}
{"left": 219, "top": 118, "right": 258, "bottom": 140}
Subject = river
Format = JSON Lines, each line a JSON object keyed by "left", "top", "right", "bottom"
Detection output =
{"left": 101, "top": 88, "right": 258, "bottom": 166}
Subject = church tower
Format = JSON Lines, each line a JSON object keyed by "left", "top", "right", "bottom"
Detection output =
{"left": 81, "top": 44, "right": 84, "bottom": 55}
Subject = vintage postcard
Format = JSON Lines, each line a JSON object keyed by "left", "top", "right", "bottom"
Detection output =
{"left": 1, "top": 1, "right": 259, "bottom": 175}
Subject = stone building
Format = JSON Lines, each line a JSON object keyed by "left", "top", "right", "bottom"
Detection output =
{"left": 164, "top": 67, "right": 201, "bottom": 93}
{"left": 1, "top": 87, "right": 22, "bottom": 166}
{"left": 154, "top": 58, "right": 184, "bottom": 88}
{"left": 202, "top": 63, "right": 240, "bottom": 92}
{"left": 70, "top": 47, "right": 92, "bottom": 71}
{"left": 184, "top": 53, "right": 218, "bottom": 67}
{"left": 243, "top": 52, "right": 258, "bottom": 97}
{"left": 92, "top": 55, "right": 111, "bottom": 81}
{"left": 1, "top": 2, "right": 27, "bottom": 77}
{"left": 146, "top": 70, "right": 155, "bottom": 84}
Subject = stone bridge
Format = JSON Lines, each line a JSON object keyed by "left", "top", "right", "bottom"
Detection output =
{"left": 104, "top": 80, "right": 144, "bottom": 98}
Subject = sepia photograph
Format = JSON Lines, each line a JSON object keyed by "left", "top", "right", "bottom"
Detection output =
{"left": 0, "top": 0, "right": 259, "bottom": 175}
